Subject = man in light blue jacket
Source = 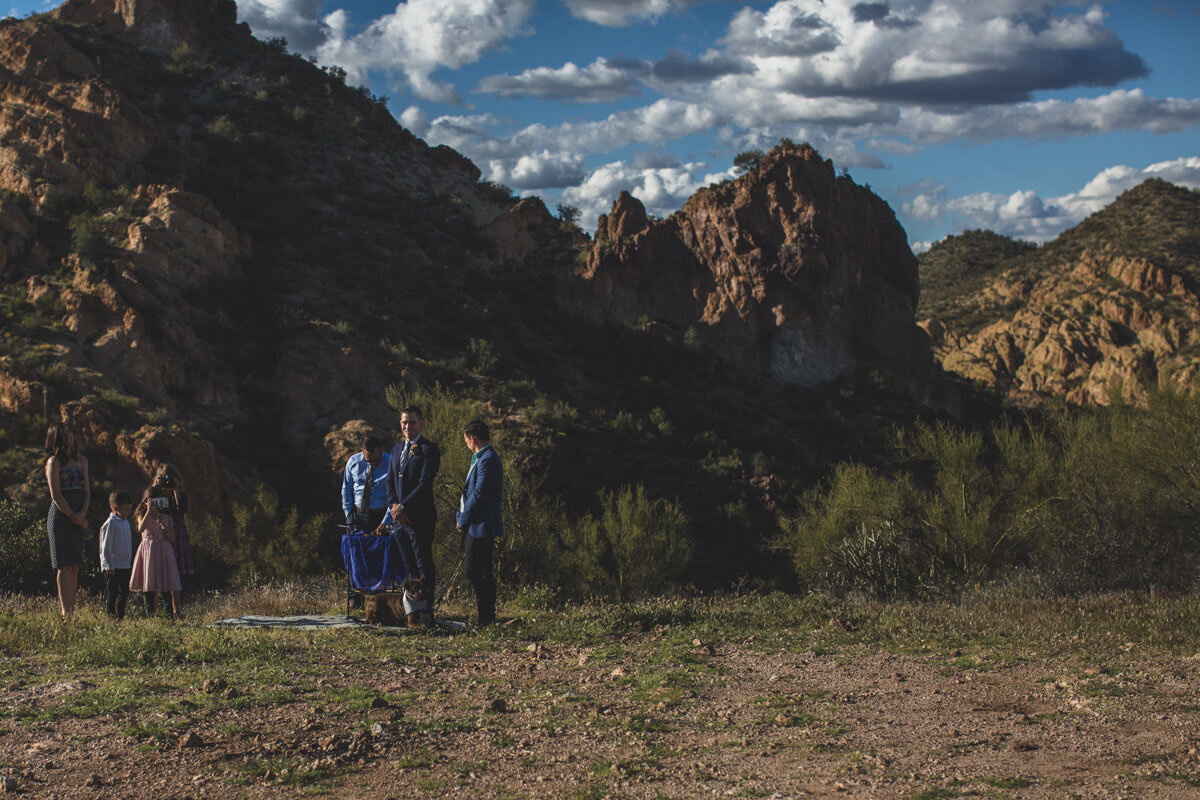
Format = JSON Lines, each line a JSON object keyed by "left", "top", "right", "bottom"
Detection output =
{"left": 456, "top": 420, "right": 502, "bottom": 626}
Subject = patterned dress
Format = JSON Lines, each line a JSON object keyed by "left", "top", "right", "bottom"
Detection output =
{"left": 129, "top": 514, "right": 182, "bottom": 592}
{"left": 47, "top": 461, "right": 85, "bottom": 569}
{"left": 169, "top": 492, "right": 195, "bottom": 576}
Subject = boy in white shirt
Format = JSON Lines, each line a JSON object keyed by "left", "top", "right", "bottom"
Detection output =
{"left": 99, "top": 491, "right": 134, "bottom": 620}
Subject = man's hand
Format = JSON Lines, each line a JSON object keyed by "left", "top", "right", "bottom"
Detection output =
{"left": 456, "top": 522, "right": 464, "bottom": 533}
{"left": 373, "top": 522, "right": 387, "bottom": 535}
{"left": 389, "top": 504, "right": 410, "bottom": 526}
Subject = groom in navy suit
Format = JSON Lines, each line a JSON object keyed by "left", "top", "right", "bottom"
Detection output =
{"left": 386, "top": 406, "right": 440, "bottom": 604}
{"left": 456, "top": 419, "right": 503, "bottom": 626}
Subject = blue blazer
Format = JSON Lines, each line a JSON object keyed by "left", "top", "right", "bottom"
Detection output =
{"left": 456, "top": 445, "right": 503, "bottom": 539}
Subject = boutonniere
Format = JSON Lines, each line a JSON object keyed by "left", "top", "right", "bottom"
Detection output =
{"left": 409, "top": 443, "right": 422, "bottom": 457}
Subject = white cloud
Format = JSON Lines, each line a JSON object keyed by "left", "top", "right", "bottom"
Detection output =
{"left": 902, "top": 156, "right": 1200, "bottom": 241}
{"left": 237, "top": 0, "right": 330, "bottom": 52}
{"left": 316, "top": 0, "right": 536, "bottom": 102}
{"left": 560, "top": 160, "right": 736, "bottom": 231}
{"left": 425, "top": 98, "right": 722, "bottom": 161}
{"left": 399, "top": 105, "right": 429, "bottom": 137}
{"left": 563, "top": 0, "right": 712, "bottom": 27}
{"left": 476, "top": 58, "right": 641, "bottom": 102}
{"left": 487, "top": 151, "right": 587, "bottom": 190}
{"left": 897, "top": 89, "right": 1200, "bottom": 145}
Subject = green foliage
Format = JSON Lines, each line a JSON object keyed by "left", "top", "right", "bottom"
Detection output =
{"left": 0, "top": 500, "right": 48, "bottom": 594}
{"left": 38, "top": 186, "right": 81, "bottom": 222}
{"left": 733, "top": 149, "right": 764, "bottom": 174}
{"left": 564, "top": 485, "right": 691, "bottom": 600}
{"left": 205, "top": 115, "right": 242, "bottom": 142}
{"left": 166, "top": 43, "right": 207, "bottom": 78}
{"left": 917, "top": 229, "right": 1037, "bottom": 322}
{"left": 556, "top": 202, "right": 581, "bottom": 226}
{"left": 198, "top": 486, "right": 329, "bottom": 586}
{"left": 479, "top": 181, "right": 515, "bottom": 204}
{"left": 781, "top": 382, "right": 1200, "bottom": 597}
{"left": 69, "top": 211, "right": 105, "bottom": 257}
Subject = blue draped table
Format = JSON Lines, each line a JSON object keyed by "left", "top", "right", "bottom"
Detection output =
{"left": 341, "top": 533, "right": 406, "bottom": 592}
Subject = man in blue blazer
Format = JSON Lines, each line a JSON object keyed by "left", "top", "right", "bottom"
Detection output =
{"left": 456, "top": 419, "right": 502, "bottom": 626}
{"left": 387, "top": 406, "right": 440, "bottom": 603}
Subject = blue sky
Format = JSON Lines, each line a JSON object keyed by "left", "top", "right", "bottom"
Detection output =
{"left": 11, "top": 1, "right": 1200, "bottom": 249}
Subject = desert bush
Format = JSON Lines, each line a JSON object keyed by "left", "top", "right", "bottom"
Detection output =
{"left": 563, "top": 485, "right": 691, "bottom": 600}
{"left": 196, "top": 486, "right": 329, "bottom": 587}
{"left": 777, "top": 463, "right": 923, "bottom": 597}
{"left": 0, "top": 500, "right": 50, "bottom": 594}
{"left": 733, "top": 149, "right": 764, "bottom": 174}
{"left": 69, "top": 212, "right": 105, "bottom": 257}
{"left": 1044, "top": 388, "right": 1200, "bottom": 590}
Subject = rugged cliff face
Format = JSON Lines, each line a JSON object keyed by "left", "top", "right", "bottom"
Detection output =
{"left": 576, "top": 145, "right": 956, "bottom": 410}
{"left": 918, "top": 180, "right": 1200, "bottom": 406}
{"left": 0, "top": 0, "right": 546, "bottom": 510}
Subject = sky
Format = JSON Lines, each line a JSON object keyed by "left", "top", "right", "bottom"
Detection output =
{"left": 10, "top": 0, "right": 1200, "bottom": 250}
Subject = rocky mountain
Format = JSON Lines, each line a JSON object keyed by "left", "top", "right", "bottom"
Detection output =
{"left": 578, "top": 144, "right": 957, "bottom": 412}
{"left": 918, "top": 179, "right": 1200, "bottom": 406}
{"left": 0, "top": 0, "right": 954, "bottom": 585}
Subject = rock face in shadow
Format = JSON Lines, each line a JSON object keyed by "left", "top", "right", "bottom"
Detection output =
{"left": 575, "top": 145, "right": 955, "bottom": 410}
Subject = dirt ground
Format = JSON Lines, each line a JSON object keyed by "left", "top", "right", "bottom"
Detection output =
{"left": 2, "top": 596, "right": 1200, "bottom": 799}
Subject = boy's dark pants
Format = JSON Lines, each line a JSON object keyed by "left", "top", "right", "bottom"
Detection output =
{"left": 463, "top": 536, "right": 496, "bottom": 626}
{"left": 105, "top": 569, "right": 131, "bottom": 619}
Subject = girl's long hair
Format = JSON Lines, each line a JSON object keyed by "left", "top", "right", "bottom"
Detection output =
{"left": 43, "top": 423, "right": 78, "bottom": 462}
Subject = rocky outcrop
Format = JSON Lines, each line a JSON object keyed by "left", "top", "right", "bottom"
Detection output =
{"left": 575, "top": 146, "right": 955, "bottom": 409}
{"left": 52, "top": 0, "right": 245, "bottom": 53}
{"left": 920, "top": 181, "right": 1200, "bottom": 406}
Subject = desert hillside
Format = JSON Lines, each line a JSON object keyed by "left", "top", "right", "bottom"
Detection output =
{"left": 918, "top": 179, "right": 1200, "bottom": 406}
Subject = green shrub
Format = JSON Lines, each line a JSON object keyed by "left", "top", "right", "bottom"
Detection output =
{"left": 733, "top": 149, "right": 764, "bottom": 174}
{"left": 69, "top": 212, "right": 105, "bottom": 257}
{"left": 198, "top": 486, "right": 329, "bottom": 587}
{"left": 565, "top": 485, "right": 691, "bottom": 600}
{"left": 0, "top": 500, "right": 49, "bottom": 594}
{"left": 205, "top": 115, "right": 242, "bottom": 142}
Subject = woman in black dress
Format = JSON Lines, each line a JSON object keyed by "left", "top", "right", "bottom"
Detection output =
{"left": 44, "top": 424, "right": 90, "bottom": 618}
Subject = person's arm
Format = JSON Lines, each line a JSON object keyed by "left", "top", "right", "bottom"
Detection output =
{"left": 401, "top": 442, "right": 440, "bottom": 509}
{"left": 386, "top": 446, "right": 399, "bottom": 510}
{"left": 136, "top": 499, "right": 152, "bottom": 533}
{"left": 77, "top": 455, "right": 90, "bottom": 523}
{"left": 341, "top": 459, "right": 355, "bottom": 522}
{"left": 99, "top": 517, "right": 113, "bottom": 572}
{"left": 45, "top": 457, "right": 69, "bottom": 516}
{"left": 161, "top": 514, "right": 175, "bottom": 543}
{"left": 174, "top": 488, "right": 188, "bottom": 514}
{"left": 458, "top": 455, "right": 498, "bottom": 526}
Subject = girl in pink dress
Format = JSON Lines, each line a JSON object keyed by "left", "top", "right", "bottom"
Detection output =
{"left": 129, "top": 493, "right": 182, "bottom": 619}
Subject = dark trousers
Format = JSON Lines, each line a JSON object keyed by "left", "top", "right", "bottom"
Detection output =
{"left": 464, "top": 535, "right": 496, "bottom": 626}
{"left": 393, "top": 523, "right": 436, "bottom": 602}
{"left": 350, "top": 507, "right": 387, "bottom": 532}
{"left": 105, "top": 568, "right": 131, "bottom": 619}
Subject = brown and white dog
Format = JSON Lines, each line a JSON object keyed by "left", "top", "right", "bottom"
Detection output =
{"left": 363, "top": 591, "right": 405, "bottom": 626}
{"left": 402, "top": 576, "right": 434, "bottom": 630}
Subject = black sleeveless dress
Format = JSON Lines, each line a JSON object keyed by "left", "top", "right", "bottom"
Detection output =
{"left": 47, "top": 462, "right": 85, "bottom": 569}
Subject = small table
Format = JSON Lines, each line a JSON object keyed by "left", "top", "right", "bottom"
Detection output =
{"left": 341, "top": 532, "right": 406, "bottom": 617}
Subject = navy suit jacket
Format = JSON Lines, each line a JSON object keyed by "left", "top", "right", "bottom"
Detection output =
{"left": 456, "top": 445, "right": 503, "bottom": 539}
{"left": 386, "top": 436, "right": 440, "bottom": 530}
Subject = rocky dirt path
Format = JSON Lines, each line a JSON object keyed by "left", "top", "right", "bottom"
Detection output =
{"left": 3, "top": 611, "right": 1199, "bottom": 800}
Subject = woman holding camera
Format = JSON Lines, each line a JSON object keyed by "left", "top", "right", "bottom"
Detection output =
{"left": 151, "top": 464, "right": 194, "bottom": 579}
{"left": 129, "top": 488, "right": 181, "bottom": 620}
{"left": 44, "top": 424, "right": 89, "bottom": 619}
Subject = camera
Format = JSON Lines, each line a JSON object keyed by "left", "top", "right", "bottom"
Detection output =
{"left": 151, "top": 496, "right": 170, "bottom": 509}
